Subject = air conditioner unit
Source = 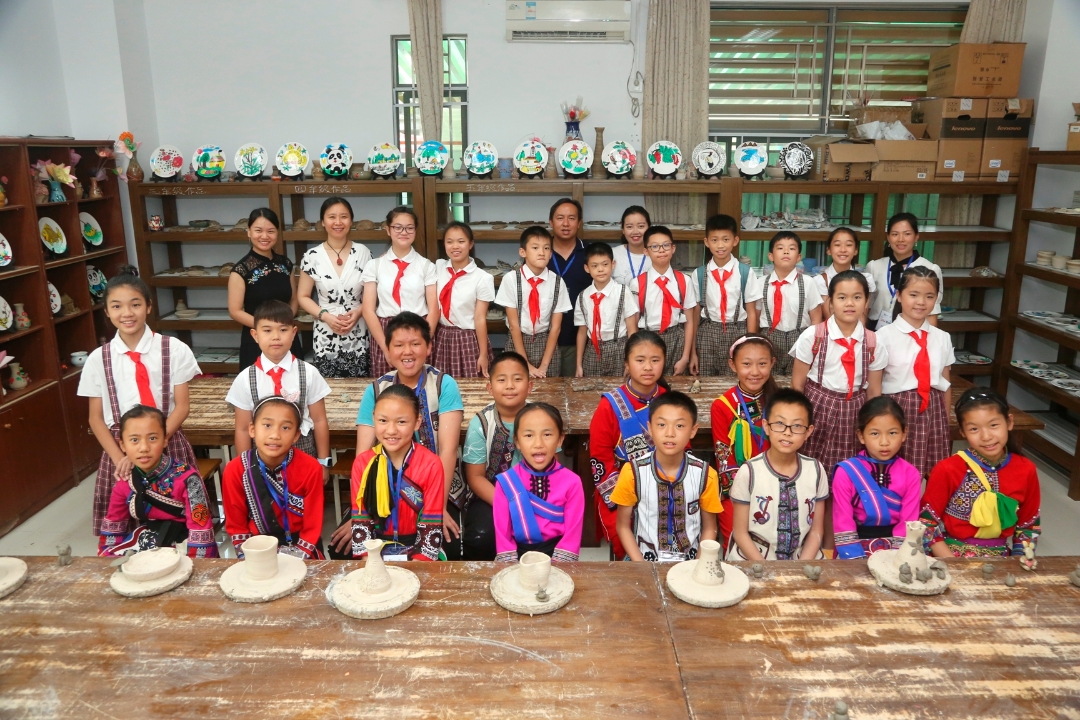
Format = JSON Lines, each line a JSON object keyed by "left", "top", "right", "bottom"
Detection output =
{"left": 506, "top": 1, "right": 631, "bottom": 43}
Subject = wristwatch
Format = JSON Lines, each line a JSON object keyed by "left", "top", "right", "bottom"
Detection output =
{"left": 319, "top": 457, "right": 332, "bottom": 468}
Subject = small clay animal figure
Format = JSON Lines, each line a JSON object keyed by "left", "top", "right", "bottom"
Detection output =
{"left": 982, "top": 563, "right": 995, "bottom": 578}
{"left": 1004, "top": 573, "right": 1016, "bottom": 588}
{"left": 57, "top": 545, "right": 72, "bottom": 567}
{"left": 831, "top": 700, "right": 849, "bottom": 720}
{"left": 915, "top": 567, "right": 933, "bottom": 583}
{"left": 751, "top": 563, "right": 765, "bottom": 579}
{"left": 1069, "top": 567, "right": 1080, "bottom": 588}
{"left": 803, "top": 565, "right": 822, "bottom": 581}
{"left": 898, "top": 562, "right": 913, "bottom": 584}
{"left": 688, "top": 379, "right": 701, "bottom": 394}
{"left": 340, "top": 393, "right": 352, "bottom": 404}
{"left": 536, "top": 588, "right": 549, "bottom": 602}
{"left": 1020, "top": 539, "right": 1037, "bottom": 572}
{"left": 930, "top": 560, "right": 947, "bottom": 580}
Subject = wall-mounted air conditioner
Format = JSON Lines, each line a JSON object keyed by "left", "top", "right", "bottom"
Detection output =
{"left": 506, "top": 1, "right": 631, "bottom": 43}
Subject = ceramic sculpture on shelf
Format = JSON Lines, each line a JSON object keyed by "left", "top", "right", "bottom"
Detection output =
{"left": 7, "top": 362, "right": 28, "bottom": 390}
{"left": 118, "top": 131, "right": 143, "bottom": 182}
{"left": 591, "top": 127, "right": 606, "bottom": 177}
{"left": 0, "top": 175, "right": 7, "bottom": 207}
{"left": 33, "top": 181, "right": 48, "bottom": 205}
{"left": 13, "top": 304, "right": 29, "bottom": 330}
{"left": 219, "top": 536, "right": 307, "bottom": 603}
{"left": 665, "top": 539, "right": 750, "bottom": 608}
{"left": 868, "top": 520, "right": 951, "bottom": 595}
{"left": 88, "top": 177, "right": 104, "bottom": 199}
{"left": 312, "top": 164, "right": 325, "bottom": 181}
{"left": 489, "top": 550, "right": 575, "bottom": 616}
{"left": 330, "top": 539, "right": 421, "bottom": 619}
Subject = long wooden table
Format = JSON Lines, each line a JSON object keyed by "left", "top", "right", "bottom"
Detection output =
{"left": 2, "top": 557, "right": 1077, "bottom": 718}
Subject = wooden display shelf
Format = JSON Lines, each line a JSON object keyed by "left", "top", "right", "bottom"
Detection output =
{"left": 157, "top": 309, "right": 313, "bottom": 332}
{"left": 0, "top": 265, "right": 40, "bottom": 281}
{"left": 150, "top": 274, "right": 230, "bottom": 287}
{"left": 61, "top": 366, "right": 82, "bottom": 380}
{"left": 917, "top": 225, "right": 1011, "bottom": 243}
{"left": 952, "top": 362, "right": 994, "bottom": 376}
{"left": 146, "top": 230, "right": 251, "bottom": 243}
{"left": 937, "top": 310, "right": 1000, "bottom": 333}
{"left": 1017, "top": 262, "right": 1080, "bottom": 290}
{"left": 77, "top": 195, "right": 115, "bottom": 205}
{"left": 1003, "top": 365, "right": 1080, "bottom": 414}
{"left": 0, "top": 377, "right": 56, "bottom": 406}
{"left": 0, "top": 325, "right": 43, "bottom": 346}
{"left": 52, "top": 307, "right": 93, "bottom": 325}
{"left": 34, "top": 199, "right": 74, "bottom": 208}
{"left": 1022, "top": 209, "right": 1080, "bottom": 228}
{"left": 1025, "top": 411, "right": 1079, "bottom": 472}
{"left": 1011, "top": 315, "right": 1080, "bottom": 354}
{"left": 941, "top": 268, "right": 1005, "bottom": 288}
{"left": 278, "top": 178, "right": 418, "bottom": 193}
{"left": 135, "top": 181, "right": 275, "bottom": 198}
{"left": 0, "top": 203, "right": 26, "bottom": 213}
{"left": 44, "top": 246, "right": 125, "bottom": 270}
{"left": 740, "top": 227, "right": 872, "bottom": 242}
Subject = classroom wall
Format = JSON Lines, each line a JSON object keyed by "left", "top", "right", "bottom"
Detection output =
{"left": 0, "top": 0, "right": 72, "bottom": 136}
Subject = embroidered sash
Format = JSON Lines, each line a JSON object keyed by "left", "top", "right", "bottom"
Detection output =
{"left": 496, "top": 464, "right": 565, "bottom": 545}
{"left": 604, "top": 387, "right": 653, "bottom": 464}
{"left": 240, "top": 449, "right": 303, "bottom": 545}
{"left": 958, "top": 450, "right": 1019, "bottom": 539}
{"left": 484, "top": 412, "right": 516, "bottom": 482}
{"left": 838, "top": 456, "right": 901, "bottom": 528}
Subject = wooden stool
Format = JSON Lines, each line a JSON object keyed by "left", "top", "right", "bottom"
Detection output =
{"left": 329, "top": 451, "right": 355, "bottom": 522}
{"left": 196, "top": 457, "right": 224, "bottom": 525}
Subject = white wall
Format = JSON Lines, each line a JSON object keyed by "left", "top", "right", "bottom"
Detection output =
{"left": 0, "top": 0, "right": 72, "bottom": 136}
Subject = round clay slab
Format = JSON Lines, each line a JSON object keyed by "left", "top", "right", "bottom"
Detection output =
{"left": 666, "top": 560, "right": 750, "bottom": 608}
{"left": 111, "top": 554, "right": 193, "bottom": 598}
{"left": 868, "top": 550, "right": 951, "bottom": 596}
{"left": 120, "top": 546, "right": 181, "bottom": 582}
{"left": 331, "top": 566, "right": 420, "bottom": 619}
{"left": 0, "top": 557, "right": 29, "bottom": 600}
{"left": 489, "top": 564, "right": 574, "bottom": 616}
{"left": 219, "top": 553, "right": 307, "bottom": 603}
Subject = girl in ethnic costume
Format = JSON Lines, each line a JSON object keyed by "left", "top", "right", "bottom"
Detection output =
{"left": 461, "top": 352, "right": 533, "bottom": 560}
{"left": 876, "top": 266, "right": 954, "bottom": 478}
{"left": 711, "top": 334, "right": 778, "bottom": 547}
{"left": 493, "top": 403, "right": 585, "bottom": 562}
{"left": 99, "top": 405, "right": 217, "bottom": 558}
{"left": 223, "top": 397, "right": 326, "bottom": 560}
{"left": 79, "top": 266, "right": 201, "bottom": 536}
{"left": 832, "top": 397, "right": 921, "bottom": 559}
{"left": 589, "top": 331, "right": 670, "bottom": 559}
{"left": 351, "top": 385, "right": 445, "bottom": 561}
{"left": 432, "top": 222, "right": 496, "bottom": 378}
{"left": 921, "top": 389, "right": 1040, "bottom": 563}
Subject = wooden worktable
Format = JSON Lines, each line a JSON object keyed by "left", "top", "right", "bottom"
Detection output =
{"left": 2, "top": 557, "right": 1077, "bottom": 718}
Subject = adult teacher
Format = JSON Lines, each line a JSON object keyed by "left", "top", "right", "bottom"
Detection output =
{"left": 297, "top": 196, "right": 373, "bottom": 377}
{"left": 228, "top": 208, "right": 303, "bottom": 370}
{"left": 548, "top": 198, "right": 591, "bottom": 377}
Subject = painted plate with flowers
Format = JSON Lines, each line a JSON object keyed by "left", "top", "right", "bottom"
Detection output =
{"left": 149, "top": 145, "right": 185, "bottom": 178}
{"left": 38, "top": 217, "right": 67, "bottom": 254}
{"left": 601, "top": 140, "right": 636, "bottom": 175}
{"left": 0, "top": 295, "right": 11, "bottom": 331}
{"left": 414, "top": 140, "right": 449, "bottom": 175}
{"left": 233, "top": 143, "right": 267, "bottom": 177}
{"left": 463, "top": 141, "right": 498, "bottom": 175}
{"left": 320, "top": 143, "right": 353, "bottom": 177}
{"left": 192, "top": 146, "right": 226, "bottom": 178}
{"left": 367, "top": 143, "right": 401, "bottom": 176}
{"left": 646, "top": 141, "right": 682, "bottom": 175}
{"left": 48, "top": 282, "right": 62, "bottom": 315}
{"left": 559, "top": 140, "right": 592, "bottom": 175}
{"left": 275, "top": 143, "right": 309, "bottom": 177}
{"left": 513, "top": 141, "right": 548, "bottom": 175}
{"left": 0, "top": 232, "right": 11, "bottom": 267}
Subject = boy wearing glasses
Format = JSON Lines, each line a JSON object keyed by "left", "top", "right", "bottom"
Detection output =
{"left": 726, "top": 388, "right": 828, "bottom": 561}
{"left": 636, "top": 226, "right": 698, "bottom": 375}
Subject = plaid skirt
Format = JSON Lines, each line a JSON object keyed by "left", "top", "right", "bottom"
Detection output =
{"left": 505, "top": 331, "right": 561, "bottom": 377}
{"left": 765, "top": 327, "right": 802, "bottom": 375}
{"left": 92, "top": 427, "right": 198, "bottom": 535}
{"left": 294, "top": 430, "right": 317, "bottom": 457}
{"left": 659, "top": 324, "right": 686, "bottom": 376}
{"left": 696, "top": 318, "right": 747, "bottom": 376}
{"left": 802, "top": 381, "right": 865, "bottom": 478}
{"left": 433, "top": 325, "right": 492, "bottom": 378}
{"left": 370, "top": 316, "right": 394, "bottom": 378}
{"left": 891, "top": 387, "right": 950, "bottom": 478}
{"left": 582, "top": 336, "right": 627, "bottom": 377}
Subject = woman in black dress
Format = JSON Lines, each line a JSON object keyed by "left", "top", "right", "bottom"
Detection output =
{"left": 227, "top": 207, "right": 303, "bottom": 370}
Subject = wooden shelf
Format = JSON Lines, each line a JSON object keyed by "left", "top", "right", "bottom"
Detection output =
{"left": 741, "top": 228, "right": 872, "bottom": 242}
{"left": 941, "top": 269, "right": 1005, "bottom": 288}
{"left": 150, "top": 274, "right": 230, "bottom": 287}
{"left": 0, "top": 378, "right": 57, "bottom": 407}
{"left": 952, "top": 362, "right": 994, "bottom": 376}
{"left": 157, "top": 309, "right": 312, "bottom": 332}
{"left": 918, "top": 225, "right": 1011, "bottom": 243}
{"left": 197, "top": 361, "right": 240, "bottom": 374}
{"left": 1022, "top": 209, "right": 1080, "bottom": 228}
{"left": 938, "top": 310, "right": 1000, "bottom": 333}
{"left": 0, "top": 204, "right": 26, "bottom": 213}
{"left": 0, "top": 265, "right": 40, "bottom": 281}
{"left": 1017, "top": 262, "right": 1080, "bottom": 290}
{"left": 77, "top": 196, "right": 114, "bottom": 204}
{"left": 1011, "top": 315, "right": 1080, "bottom": 354}
{"left": 44, "top": 246, "right": 125, "bottom": 270}
{"left": 61, "top": 366, "right": 82, "bottom": 380}
{"left": 144, "top": 230, "right": 250, "bottom": 243}
{"left": 1024, "top": 411, "right": 1078, "bottom": 468}
{"left": 1027, "top": 149, "right": 1080, "bottom": 166}
{"left": 1004, "top": 365, "right": 1080, "bottom": 414}
{"left": 53, "top": 307, "right": 92, "bottom": 325}
{"left": 34, "top": 199, "right": 73, "bottom": 207}
{"left": 0, "top": 324, "right": 43, "bottom": 346}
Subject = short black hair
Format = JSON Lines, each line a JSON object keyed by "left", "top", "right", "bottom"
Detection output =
{"left": 769, "top": 231, "right": 802, "bottom": 253}
{"left": 374, "top": 383, "right": 421, "bottom": 417}
{"left": 514, "top": 402, "right": 564, "bottom": 437}
{"left": 763, "top": 388, "right": 814, "bottom": 427}
{"left": 584, "top": 242, "right": 614, "bottom": 262}
{"left": 385, "top": 311, "right": 431, "bottom": 345}
{"left": 549, "top": 197, "right": 582, "bottom": 221}
{"left": 643, "top": 225, "right": 673, "bottom": 247}
{"left": 857, "top": 396, "right": 906, "bottom": 433}
{"left": 519, "top": 225, "right": 552, "bottom": 249}
{"left": 649, "top": 391, "right": 698, "bottom": 422}
{"left": 887, "top": 212, "right": 919, "bottom": 235}
{"left": 829, "top": 269, "right": 870, "bottom": 298}
{"left": 119, "top": 404, "right": 165, "bottom": 435}
{"left": 490, "top": 351, "right": 530, "bottom": 376}
{"left": 705, "top": 214, "right": 739, "bottom": 236}
{"left": 253, "top": 299, "right": 295, "bottom": 327}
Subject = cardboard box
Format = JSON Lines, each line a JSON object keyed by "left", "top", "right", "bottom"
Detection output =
{"left": 980, "top": 98, "right": 1033, "bottom": 180}
{"left": 926, "top": 43, "right": 1025, "bottom": 98}
{"left": 848, "top": 105, "right": 912, "bottom": 138}
{"left": 870, "top": 140, "right": 939, "bottom": 182}
{"left": 1068, "top": 103, "right": 1080, "bottom": 151}
{"left": 803, "top": 136, "right": 878, "bottom": 181}
{"left": 912, "top": 97, "right": 988, "bottom": 180}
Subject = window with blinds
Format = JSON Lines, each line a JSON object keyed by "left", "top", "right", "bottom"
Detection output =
{"left": 709, "top": 6, "right": 967, "bottom": 136}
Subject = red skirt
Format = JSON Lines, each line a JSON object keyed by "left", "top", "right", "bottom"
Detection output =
{"left": 432, "top": 325, "right": 492, "bottom": 378}
{"left": 802, "top": 381, "right": 865, "bottom": 477}
{"left": 891, "top": 387, "right": 950, "bottom": 479}
{"left": 371, "top": 316, "right": 394, "bottom": 378}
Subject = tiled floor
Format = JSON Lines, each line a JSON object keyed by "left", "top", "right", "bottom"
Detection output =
{"left": 1, "top": 450, "right": 1076, "bottom": 559}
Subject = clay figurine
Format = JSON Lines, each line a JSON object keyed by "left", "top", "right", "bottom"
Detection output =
{"left": 982, "top": 562, "right": 995, "bottom": 578}
{"left": 897, "top": 562, "right": 913, "bottom": 584}
{"left": 1068, "top": 566, "right": 1080, "bottom": 588}
{"left": 1004, "top": 572, "right": 1016, "bottom": 588}
{"left": 331, "top": 539, "right": 421, "bottom": 619}
{"left": 665, "top": 539, "right": 749, "bottom": 608}
{"left": 312, "top": 164, "right": 325, "bottom": 181}
{"left": 57, "top": 545, "right": 73, "bottom": 567}
{"left": 803, "top": 564, "right": 822, "bottom": 581}
{"left": 0, "top": 557, "right": 29, "bottom": 600}
{"left": 751, "top": 563, "right": 765, "bottom": 579}
{"left": 490, "top": 550, "right": 575, "bottom": 615}
{"left": 831, "top": 701, "right": 849, "bottom": 720}
{"left": 868, "top": 520, "right": 951, "bottom": 595}
{"left": 219, "top": 535, "right": 307, "bottom": 603}
{"left": 1020, "top": 539, "right": 1037, "bottom": 571}
{"left": 930, "top": 560, "right": 947, "bottom": 580}
{"left": 110, "top": 546, "right": 194, "bottom": 598}
{"left": 688, "top": 379, "right": 701, "bottom": 394}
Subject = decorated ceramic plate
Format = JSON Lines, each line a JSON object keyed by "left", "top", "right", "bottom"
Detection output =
{"left": 1031, "top": 369, "right": 1070, "bottom": 380}
{"left": 320, "top": 143, "right": 353, "bottom": 177}
{"left": 559, "top": 140, "right": 592, "bottom": 175}
{"left": 367, "top": 143, "right": 401, "bottom": 176}
{"left": 38, "top": 217, "right": 67, "bottom": 254}
{"left": 513, "top": 140, "right": 548, "bottom": 176}
{"left": 734, "top": 142, "right": 768, "bottom": 175}
{"left": 47, "top": 282, "right": 61, "bottom": 314}
{"left": 414, "top": 140, "right": 449, "bottom": 175}
{"left": 779, "top": 142, "right": 814, "bottom": 176}
{"left": 463, "top": 141, "right": 498, "bottom": 175}
{"left": 965, "top": 353, "right": 992, "bottom": 365}
{"left": 0, "top": 295, "right": 11, "bottom": 331}
{"left": 691, "top": 142, "right": 726, "bottom": 176}
{"left": 87, "top": 264, "right": 106, "bottom": 298}
{"left": 191, "top": 146, "right": 226, "bottom": 178}
{"left": 233, "top": 143, "right": 267, "bottom": 177}
{"left": 1011, "top": 360, "right": 1047, "bottom": 370}
{"left": 1021, "top": 310, "right": 1060, "bottom": 319}
{"left": 0, "top": 232, "right": 11, "bottom": 267}
{"left": 149, "top": 145, "right": 185, "bottom": 178}
{"left": 1051, "top": 378, "right": 1080, "bottom": 391}
{"left": 79, "top": 212, "right": 104, "bottom": 246}
{"left": 275, "top": 143, "right": 309, "bottom": 176}
{"left": 646, "top": 141, "right": 682, "bottom": 175}
{"left": 601, "top": 140, "right": 636, "bottom": 175}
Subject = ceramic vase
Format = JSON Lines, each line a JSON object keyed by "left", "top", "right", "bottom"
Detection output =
{"left": 241, "top": 536, "right": 280, "bottom": 580}
{"left": 349, "top": 162, "right": 364, "bottom": 181}
{"left": 126, "top": 151, "right": 144, "bottom": 182}
{"left": 7, "top": 362, "right": 28, "bottom": 390}
{"left": 88, "top": 177, "right": 103, "bottom": 199}
{"left": 690, "top": 540, "right": 725, "bottom": 586}
{"left": 517, "top": 551, "right": 552, "bottom": 592}
{"left": 13, "top": 304, "right": 29, "bottom": 330}
{"left": 359, "top": 539, "right": 393, "bottom": 594}
{"left": 148, "top": 215, "right": 164, "bottom": 231}
{"left": 565, "top": 121, "right": 582, "bottom": 142}
{"left": 893, "top": 521, "right": 929, "bottom": 574}
{"left": 545, "top": 147, "right": 558, "bottom": 179}
{"left": 33, "top": 181, "right": 48, "bottom": 205}
{"left": 47, "top": 181, "right": 65, "bottom": 203}
{"left": 74, "top": 179, "right": 84, "bottom": 200}
{"left": 0, "top": 183, "right": 7, "bottom": 207}
{"left": 591, "top": 127, "right": 606, "bottom": 177}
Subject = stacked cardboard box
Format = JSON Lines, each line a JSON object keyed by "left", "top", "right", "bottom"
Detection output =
{"left": 926, "top": 43, "right": 1025, "bottom": 98}
{"left": 1068, "top": 103, "right": 1080, "bottom": 151}
{"left": 803, "top": 136, "right": 878, "bottom": 182}
{"left": 912, "top": 97, "right": 988, "bottom": 181}
{"left": 981, "top": 98, "right": 1034, "bottom": 181}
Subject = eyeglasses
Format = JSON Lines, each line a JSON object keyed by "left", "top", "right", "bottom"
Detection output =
{"left": 646, "top": 243, "right": 674, "bottom": 252}
{"left": 390, "top": 225, "right": 416, "bottom": 235}
{"left": 767, "top": 421, "right": 808, "bottom": 435}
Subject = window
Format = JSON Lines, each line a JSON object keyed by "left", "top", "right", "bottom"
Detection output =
{"left": 708, "top": 6, "right": 966, "bottom": 136}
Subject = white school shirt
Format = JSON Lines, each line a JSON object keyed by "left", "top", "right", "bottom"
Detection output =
{"left": 746, "top": 268, "right": 823, "bottom": 332}
{"left": 224, "top": 353, "right": 331, "bottom": 436}
{"left": 361, "top": 248, "right": 437, "bottom": 317}
{"left": 435, "top": 259, "right": 496, "bottom": 330}
{"left": 573, "top": 281, "right": 637, "bottom": 342}
{"left": 876, "top": 315, "right": 955, "bottom": 394}
{"left": 77, "top": 326, "right": 201, "bottom": 428}
{"left": 813, "top": 264, "right": 877, "bottom": 299}
{"left": 701, "top": 257, "right": 751, "bottom": 324}
{"left": 865, "top": 255, "right": 943, "bottom": 324}
{"left": 495, "top": 265, "right": 572, "bottom": 335}
{"left": 790, "top": 317, "right": 889, "bottom": 393}
{"left": 637, "top": 266, "right": 698, "bottom": 332}
{"left": 612, "top": 246, "right": 652, "bottom": 292}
